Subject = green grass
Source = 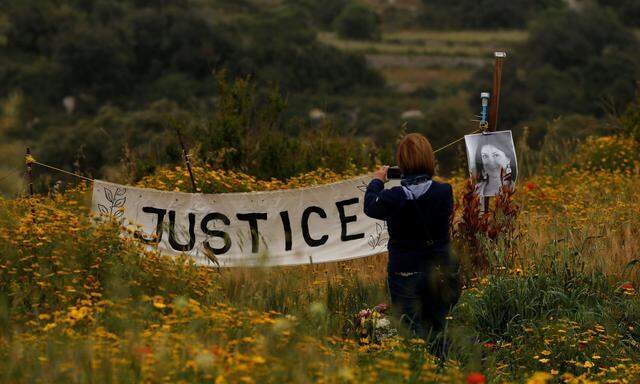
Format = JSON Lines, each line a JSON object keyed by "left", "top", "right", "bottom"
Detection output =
{"left": 384, "top": 30, "right": 528, "bottom": 44}
{"left": 380, "top": 67, "right": 473, "bottom": 92}
{"left": 318, "top": 30, "right": 527, "bottom": 57}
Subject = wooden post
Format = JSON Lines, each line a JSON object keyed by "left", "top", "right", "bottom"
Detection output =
{"left": 26, "top": 147, "right": 34, "bottom": 197}
{"left": 484, "top": 51, "right": 506, "bottom": 213}
{"left": 488, "top": 51, "right": 506, "bottom": 132}
{"left": 26, "top": 147, "right": 36, "bottom": 222}
{"left": 175, "top": 125, "right": 198, "bottom": 193}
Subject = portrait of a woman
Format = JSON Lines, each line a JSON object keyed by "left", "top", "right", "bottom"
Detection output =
{"left": 465, "top": 131, "right": 517, "bottom": 197}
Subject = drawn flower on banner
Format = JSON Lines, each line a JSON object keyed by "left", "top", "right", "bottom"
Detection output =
{"left": 97, "top": 186, "right": 127, "bottom": 222}
{"left": 368, "top": 222, "right": 389, "bottom": 249}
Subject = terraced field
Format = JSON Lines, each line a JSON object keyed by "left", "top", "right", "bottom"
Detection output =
{"left": 319, "top": 30, "right": 527, "bottom": 93}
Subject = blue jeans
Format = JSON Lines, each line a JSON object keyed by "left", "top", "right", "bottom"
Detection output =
{"left": 387, "top": 259, "right": 460, "bottom": 355}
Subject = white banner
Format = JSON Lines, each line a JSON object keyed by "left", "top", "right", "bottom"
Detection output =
{"left": 91, "top": 176, "right": 396, "bottom": 267}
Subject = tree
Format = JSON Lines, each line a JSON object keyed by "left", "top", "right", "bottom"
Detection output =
{"left": 420, "top": 0, "right": 564, "bottom": 29}
{"left": 53, "top": 25, "right": 133, "bottom": 99}
{"left": 523, "top": 6, "right": 638, "bottom": 115}
{"left": 284, "top": 0, "right": 350, "bottom": 29}
{"left": 0, "top": 13, "right": 8, "bottom": 47}
{"left": 596, "top": 0, "right": 640, "bottom": 27}
{"left": 126, "top": 7, "right": 238, "bottom": 81}
{"left": 240, "top": 5, "right": 384, "bottom": 92}
{"left": 334, "top": 3, "right": 381, "bottom": 41}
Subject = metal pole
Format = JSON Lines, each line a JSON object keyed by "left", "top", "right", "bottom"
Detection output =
{"left": 175, "top": 125, "right": 198, "bottom": 193}
{"left": 480, "top": 92, "right": 490, "bottom": 130}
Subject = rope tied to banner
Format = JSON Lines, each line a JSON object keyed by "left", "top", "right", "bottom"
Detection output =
{"left": 25, "top": 154, "right": 94, "bottom": 183}
{"left": 433, "top": 128, "right": 481, "bottom": 154}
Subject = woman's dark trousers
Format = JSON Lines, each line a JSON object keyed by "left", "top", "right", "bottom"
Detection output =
{"left": 387, "top": 258, "right": 460, "bottom": 357}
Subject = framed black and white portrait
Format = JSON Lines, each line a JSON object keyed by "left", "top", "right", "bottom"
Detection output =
{"left": 464, "top": 130, "right": 517, "bottom": 197}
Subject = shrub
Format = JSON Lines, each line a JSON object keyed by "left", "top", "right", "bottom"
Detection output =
{"left": 288, "top": 0, "right": 351, "bottom": 29}
{"left": 334, "top": 3, "right": 381, "bottom": 41}
{"left": 621, "top": 91, "right": 640, "bottom": 141}
{"left": 596, "top": 0, "right": 640, "bottom": 27}
{"left": 189, "top": 76, "right": 377, "bottom": 181}
{"left": 454, "top": 179, "right": 519, "bottom": 275}
{"left": 420, "top": 0, "right": 564, "bottom": 29}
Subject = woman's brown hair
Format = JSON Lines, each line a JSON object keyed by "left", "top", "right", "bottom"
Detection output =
{"left": 396, "top": 133, "right": 435, "bottom": 177}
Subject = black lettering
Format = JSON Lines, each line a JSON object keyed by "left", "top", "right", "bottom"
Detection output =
{"left": 200, "top": 213, "right": 231, "bottom": 255}
{"left": 236, "top": 213, "right": 267, "bottom": 253}
{"left": 301, "top": 206, "right": 328, "bottom": 247}
{"left": 138, "top": 207, "right": 166, "bottom": 244}
{"left": 168, "top": 211, "right": 196, "bottom": 251}
{"left": 336, "top": 198, "right": 365, "bottom": 241}
{"left": 279, "top": 211, "right": 293, "bottom": 251}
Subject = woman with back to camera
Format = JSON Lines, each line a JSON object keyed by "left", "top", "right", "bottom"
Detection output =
{"left": 363, "top": 133, "right": 460, "bottom": 357}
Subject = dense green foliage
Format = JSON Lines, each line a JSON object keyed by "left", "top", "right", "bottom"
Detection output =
{"left": 0, "top": 0, "right": 387, "bottom": 188}
{"left": 622, "top": 91, "right": 640, "bottom": 141}
{"left": 334, "top": 3, "right": 382, "bottom": 41}
{"left": 0, "top": 0, "right": 382, "bottom": 112}
{"left": 596, "top": 0, "right": 640, "bottom": 26}
{"left": 287, "top": 0, "right": 350, "bottom": 29}
{"left": 419, "top": 0, "right": 640, "bottom": 29}
{"left": 188, "top": 76, "right": 381, "bottom": 180}
{"left": 28, "top": 77, "right": 384, "bottom": 183}
{"left": 420, "top": 0, "right": 565, "bottom": 29}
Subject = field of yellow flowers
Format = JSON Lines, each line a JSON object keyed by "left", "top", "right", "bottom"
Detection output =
{"left": 1, "top": 136, "right": 640, "bottom": 383}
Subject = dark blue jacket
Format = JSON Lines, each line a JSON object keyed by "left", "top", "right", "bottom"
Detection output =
{"left": 363, "top": 177, "right": 453, "bottom": 272}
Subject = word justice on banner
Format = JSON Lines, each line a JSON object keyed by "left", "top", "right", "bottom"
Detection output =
{"left": 91, "top": 177, "right": 396, "bottom": 267}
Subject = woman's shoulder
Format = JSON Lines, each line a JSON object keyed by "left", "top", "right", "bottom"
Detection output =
{"left": 384, "top": 185, "right": 408, "bottom": 198}
{"left": 430, "top": 180, "right": 453, "bottom": 193}
{"left": 376, "top": 185, "right": 407, "bottom": 204}
{"left": 422, "top": 181, "right": 452, "bottom": 202}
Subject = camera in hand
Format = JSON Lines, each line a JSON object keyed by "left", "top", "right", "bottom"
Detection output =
{"left": 387, "top": 166, "right": 402, "bottom": 179}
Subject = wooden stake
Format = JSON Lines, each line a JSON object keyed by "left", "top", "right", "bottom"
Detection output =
{"left": 484, "top": 51, "right": 507, "bottom": 214}
{"left": 26, "top": 147, "right": 36, "bottom": 222}
{"left": 488, "top": 51, "right": 506, "bottom": 132}
{"left": 26, "top": 147, "right": 34, "bottom": 196}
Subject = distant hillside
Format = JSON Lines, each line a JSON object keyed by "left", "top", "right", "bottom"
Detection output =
{"left": 327, "top": 0, "right": 640, "bottom": 30}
